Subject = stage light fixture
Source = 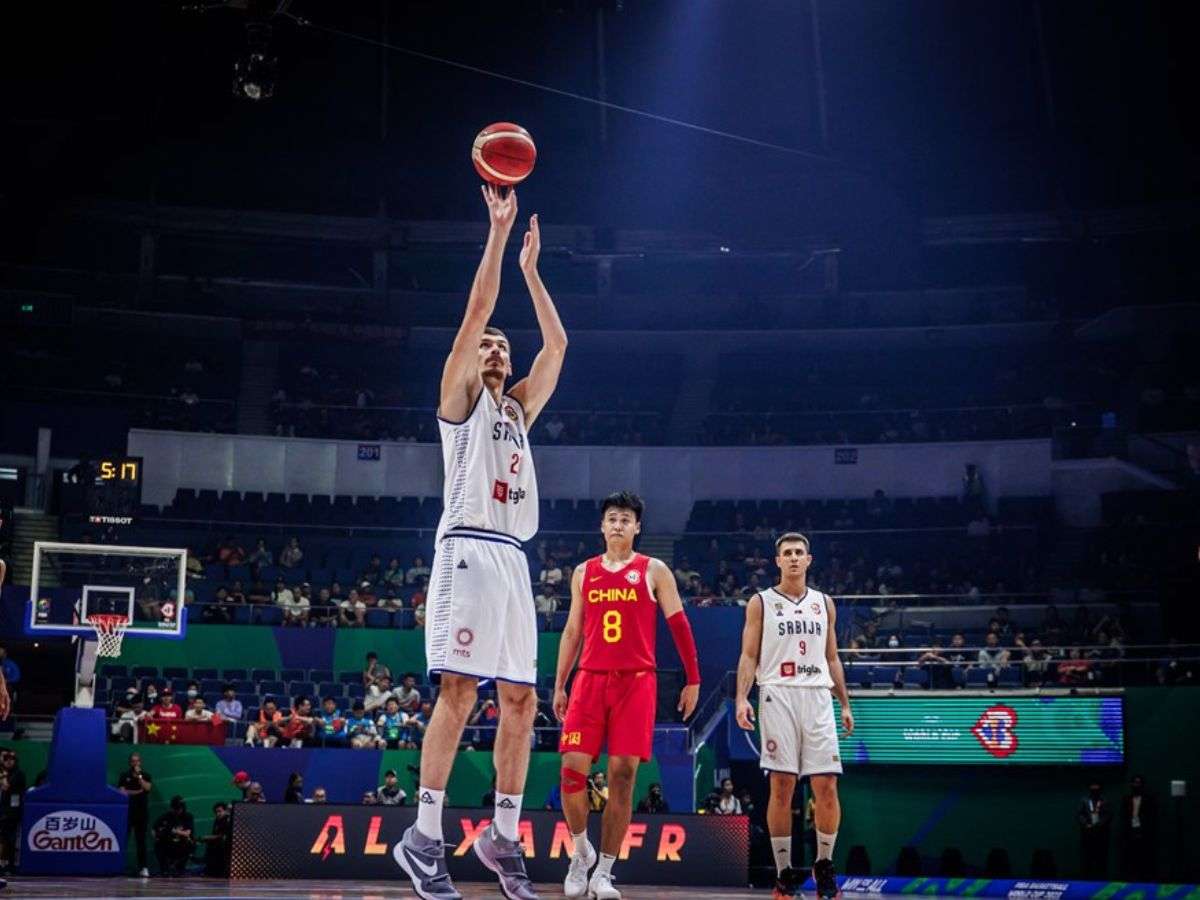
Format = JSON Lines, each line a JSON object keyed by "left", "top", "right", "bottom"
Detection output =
{"left": 232, "top": 21, "right": 276, "bottom": 101}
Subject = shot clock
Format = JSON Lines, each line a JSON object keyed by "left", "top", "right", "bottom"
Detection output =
{"left": 59, "top": 456, "right": 144, "bottom": 525}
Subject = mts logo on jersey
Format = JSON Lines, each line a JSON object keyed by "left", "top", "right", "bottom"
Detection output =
{"left": 970, "top": 704, "right": 1019, "bottom": 758}
{"left": 492, "top": 480, "right": 527, "bottom": 505}
{"left": 587, "top": 588, "right": 639, "bottom": 603}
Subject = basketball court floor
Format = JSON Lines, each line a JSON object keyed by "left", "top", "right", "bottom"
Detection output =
{"left": 0, "top": 878, "right": 843, "bottom": 898}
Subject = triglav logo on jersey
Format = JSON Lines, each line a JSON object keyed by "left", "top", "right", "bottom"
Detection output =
{"left": 970, "top": 704, "right": 1019, "bottom": 758}
{"left": 491, "top": 479, "right": 527, "bottom": 506}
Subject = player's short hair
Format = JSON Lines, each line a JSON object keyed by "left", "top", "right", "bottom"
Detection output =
{"left": 775, "top": 532, "right": 811, "bottom": 554}
{"left": 601, "top": 491, "right": 644, "bottom": 522}
{"left": 482, "top": 325, "right": 509, "bottom": 347}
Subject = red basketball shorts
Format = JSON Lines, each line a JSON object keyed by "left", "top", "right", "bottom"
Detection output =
{"left": 559, "top": 669, "right": 657, "bottom": 762}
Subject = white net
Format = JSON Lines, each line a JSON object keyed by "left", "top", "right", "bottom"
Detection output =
{"left": 89, "top": 614, "right": 129, "bottom": 658}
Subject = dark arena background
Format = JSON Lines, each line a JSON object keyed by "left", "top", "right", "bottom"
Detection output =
{"left": 1, "top": 1, "right": 1198, "bottom": 898}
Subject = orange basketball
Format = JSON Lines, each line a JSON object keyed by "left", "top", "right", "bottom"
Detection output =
{"left": 472, "top": 122, "right": 537, "bottom": 186}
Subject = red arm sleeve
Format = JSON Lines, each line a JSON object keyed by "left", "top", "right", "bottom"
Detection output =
{"left": 666, "top": 610, "right": 700, "bottom": 685}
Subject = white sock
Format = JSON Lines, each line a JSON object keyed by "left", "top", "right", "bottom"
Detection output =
{"left": 595, "top": 852, "right": 616, "bottom": 878}
{"left": 816, "top": 830, "right": 837, "bottom": 862}
{"left": 573, "top": 830, "right": 593, "bottom": 859}
{"left": 494, "top": 791, "right": 523, "bottom": 841}
{"left": 771, "top": 835, "right": 792, "bottom": 873}
{"left": 416, "top": 786, "right": 445, "bottom": 842}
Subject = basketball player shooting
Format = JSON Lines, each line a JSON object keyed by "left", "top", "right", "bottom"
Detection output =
{"left": 735, "top": 533, "right": 854, "bottom": 900}
{"left": 394, "top": 185, "right": 567, "bottom": 900}
{"left": 554, "top": 492, "right": 701, "bottom": 900}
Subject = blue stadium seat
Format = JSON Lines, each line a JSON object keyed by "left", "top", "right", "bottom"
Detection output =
{"left": 309, "top": 670, "right": 334, "bottom": 684}
{"left": 317, "top": 682, "right": 341, "bottom": 699}
{"left": 257, "top": 679, "right": 285, "bottom": 696}
{"left": 365, "top": 609, "right": 391, "bottom": 629}
{"left": 193, "top": 668, "right": 219, "bottom": 681}
{"left": 222, "top": 669, "right": 249, "bottom": 681}
{"left": 251, "top": 669, "right": 277, "bottom": 682}
{"left": 163, "top": 667, "right": 189, "bottom": 680}
{"left": 233, "top": 606, "right": 253, "bottom": 625}
{"left": 200, "top": 679, "right": 224, "bottom": 695}
{"left": 346, "top": 683, "right": 366, "bottom": 700}
{"left": 131, "top": 666, "right": 158, "bottom": 679}
{"left": 338, "top": 672, "right": 362, "bottom": 684}
{"left": 395, "top": 609, "right": 416, "bottom": 629}
{"left": 288, "top": 682, "right": 316, "bottom": 700}
{"left": 869, "top": 668, "right": 898, "bottom": 689}
{"left": 110, "top": 676, "right": 135, "bottom": 693}
{"left": 101, "top": 664, "right": 129, "bottom": 678}
{"left": 255, "top": 607, "right": 283, "bottom": 626}
{"left": 903, "top": 668, "right": 930, "bottom": 689}
{"left": 280, "top": 669, "right": 305, "bottom": 683}
{"left": 997, "top": 666, "right": 1023, "bottom": 688}
{"left": 232, "top": 679, "right": 256, "bottom": 694}
{"left": 966, "top": 668, "right": 994, "bottom": 687}
{"left": 843, "top": 665, "right": 871, "bottom": 688}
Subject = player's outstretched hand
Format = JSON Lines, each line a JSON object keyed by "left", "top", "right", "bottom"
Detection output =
{"left": 518, "top": 214, "right": 541, "bottom": 275}
{"left": 840, "top": 705, "right": 855, "bottom": 737}
{"left": 677, "top": 683, "right": 699, "bottom": 722}
{"left": 482, "top": 184, "right": 518, "bottom": 233}
{"left": 552, "top": 687, "right": 569, "bottom": 722}
{"left": 735, "top": 697, "right": 756, "bottom": 731}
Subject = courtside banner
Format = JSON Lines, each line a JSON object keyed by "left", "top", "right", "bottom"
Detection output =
{"left": 816, "top": 876, "right": 1199, "bottom": 900}
{"left": 231, "top": 803, "right": 747, "bottom": 886}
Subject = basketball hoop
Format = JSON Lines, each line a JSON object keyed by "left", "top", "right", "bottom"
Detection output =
{"left": 88, "top": 613, "right": 130, "bottom": 658}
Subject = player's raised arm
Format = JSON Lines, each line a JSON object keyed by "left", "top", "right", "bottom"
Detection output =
{"left": 734, "top": 593, "right": 764, "bottom": 730}
{"left": 439, "top": 185, "right": 519, "bottom": 422}
{"left": 508, "top": 213, "right": 567, "bottom": 428}
{"left": 825, "top": 597, "right": 854, "bottom": 736}
{"left": 648, "top": 558, "right": 700, "bottom": 721}
{"left": 552, "top": 565, "right": 586, "bottom": 722}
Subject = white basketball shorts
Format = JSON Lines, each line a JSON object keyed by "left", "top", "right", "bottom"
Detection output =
{"left": 425, "top": 528, "right": 537, "bottom": 687}
{"left": 758, "top": 684, "right": 844, "bottom": 777}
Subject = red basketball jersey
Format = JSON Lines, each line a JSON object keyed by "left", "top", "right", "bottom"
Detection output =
{"left": 578, "top": 554, "right": 657, "bottom": 672}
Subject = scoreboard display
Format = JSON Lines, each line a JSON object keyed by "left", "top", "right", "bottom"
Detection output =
{"left": 59, "top": 456, "right": 144, "bottom": 525}
{"left": 835, "top": 694, "right": 1124, "bottom": 765}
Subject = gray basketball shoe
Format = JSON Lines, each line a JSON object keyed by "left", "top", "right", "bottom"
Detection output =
{"left": 393, "top": 824, "right": 462, "bottom": 900}
{"left": 472, "top": 822, "right": 540, "bottom": 900}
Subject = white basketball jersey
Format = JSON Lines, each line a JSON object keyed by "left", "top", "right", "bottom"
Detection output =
{"left": 436, "top": 389, "right": 539, "bottom": 543}
{"left": 756, "top": 586, "right": 834, "bottom": 689}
